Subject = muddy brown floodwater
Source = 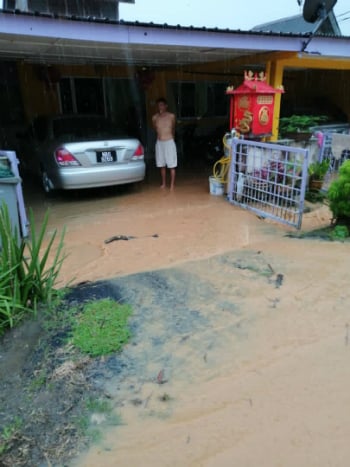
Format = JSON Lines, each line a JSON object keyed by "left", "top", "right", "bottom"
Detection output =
{"left": 8, "top": 170, "right": 350, "bottom": 466}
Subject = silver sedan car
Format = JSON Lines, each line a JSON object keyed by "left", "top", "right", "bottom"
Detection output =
{"left": 18, "top": 114, "right": 146, "bottom": 193}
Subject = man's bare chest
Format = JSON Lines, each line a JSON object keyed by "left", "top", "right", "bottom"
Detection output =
{"left": 156, "top": 114, "right": 172, "bottom": 128}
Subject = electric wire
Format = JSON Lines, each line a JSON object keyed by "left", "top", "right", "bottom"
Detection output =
{"left": 336, "top": 9, "right": 350, "bottom": 18}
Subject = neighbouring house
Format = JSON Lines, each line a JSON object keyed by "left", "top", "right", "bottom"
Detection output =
{"left": 251, "top": 12, "right": 347, "bottom": 121}
{"left": 252, "top": 11, "right": 342, "bottom": 35}
{"left": 2, "top": 0, "right": 135, "bottom": 19}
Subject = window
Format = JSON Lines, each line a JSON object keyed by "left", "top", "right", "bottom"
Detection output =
{"left": 59, "top": 78, "right": 104, "bottom": 115}
{"left": 58, "top": 77, "right": 146, "bottom": 141}
{"left": 171, "top": 82, "right": 196, "bottom": 118}
{"left": 207, "top": 82, "right": 228, "bottom": 117}
{"left": 59, "top": 78, "right": 73, "bottom": 114}
{"left": 169, "top": 80, "right": 228, "bottom": 119}
{"left": 0, "top": 61, "right": 24, "bottom": 124}
{"left": 75, "top": 78, "right": 104, "bottom": 114}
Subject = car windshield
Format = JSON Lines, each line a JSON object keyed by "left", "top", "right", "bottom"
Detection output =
{"left": 52, "top": 117, "right": 127, "bottom": 139}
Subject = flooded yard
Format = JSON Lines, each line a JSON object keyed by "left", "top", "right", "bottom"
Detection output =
{"left": 2, "top": 169, "right": 349, "bottom": 467}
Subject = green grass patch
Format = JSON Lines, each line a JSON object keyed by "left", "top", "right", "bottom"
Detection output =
{"left": 29, "top": 369, "right": 47, "bottom": 391}
{"left": 286, "top": 224, "right": 350, "bottom": 242}
{"left": 329, "top": 224, "right": 349, "bottom": 240}
{"left": 71, "top": 298, "right": 132, "bottom": 357}
{"left": 0, "top": 417, "right": 22, "bottom": 455}
{"left": 85, "top": 397, "right": 113, "bottom": 413}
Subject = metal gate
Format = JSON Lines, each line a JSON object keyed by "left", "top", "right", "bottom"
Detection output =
{"left": 227, "top": 138, "right": 309, "bottom": 229}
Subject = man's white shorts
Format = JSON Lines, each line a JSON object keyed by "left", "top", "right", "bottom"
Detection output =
{"left": 155, "top": 139, "right": 177, "bottom": 168}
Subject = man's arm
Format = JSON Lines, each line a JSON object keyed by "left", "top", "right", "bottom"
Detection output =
{"left": 171, "top": 113, "right": 176, "bottom": 138}
{"left": 152, "top": 114, "right": 157, "bottom": 130}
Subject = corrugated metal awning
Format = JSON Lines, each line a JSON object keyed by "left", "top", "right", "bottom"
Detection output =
{"left": 0, "top": 9, "right": 349, "bottom": 66}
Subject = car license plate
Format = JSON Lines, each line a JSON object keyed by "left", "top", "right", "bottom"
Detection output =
{"left": 97, "top": 150, "right": 116, "bottom": 163}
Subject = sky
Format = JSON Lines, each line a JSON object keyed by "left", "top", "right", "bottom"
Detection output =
{"left": 119, "top": 0, "right": 350, "bottom": 36}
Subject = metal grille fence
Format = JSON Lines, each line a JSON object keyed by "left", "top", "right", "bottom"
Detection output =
{"left": 313, "top": 130, "right": 350, "bottom": 189}
{"left": 318, "top": 131, "right": 350, "bottom": 171}
{"left": 227, "top": 138, "right": 309, "bottom": 229}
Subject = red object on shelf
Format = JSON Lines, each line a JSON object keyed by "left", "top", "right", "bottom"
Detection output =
{"left": 226, "top": 71, "right": 284, "bottom": 137}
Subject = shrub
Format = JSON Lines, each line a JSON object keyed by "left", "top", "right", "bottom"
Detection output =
{"left": 278, "top": 114, "right": 329, "bottom": 137}
{"left": 327, "top": 160, "right": 350, "bottom": 225}
{"left": 329, "top": 225, "right": 349, "bottom": 240}
{"left": 0, "top": 204, "right": 66, "bottom": 334}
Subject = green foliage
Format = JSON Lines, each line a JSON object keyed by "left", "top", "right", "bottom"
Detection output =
{"left": 78, "top": 397, "right": 122, "bottom": 443}
{"left": 0, "top": 418, "right": 22, "bottom": 455}
{"left": 71, "top": 298, "right": 132, "bottom": 357}
{"left": 29, "top": 369, "right": 47, "bottom": 391}
{"left": 327, "top": 160, "right": 350, "bottom": 221}
{"left": 279, "top": 114, "right": 329, "bottom": 136}
{"left": 330, "top": 225, "right": 349, "bottom": 241}
{"left": 0, "top": 269, "right": 29, "bottom": 329}
{"left": 286, "top": 222, "right": 350, "bottom": 241}
{"left": 308, "top": 158, "right": 330, "bottom": 180}
{"left": 0, "top": 204, "right": 66, "bottom": 334}
{"left": 85, "top": 397, "right": 113, "bottom": 413}
{"left": 305, "top": 189, "right": 327, "bottom": 203}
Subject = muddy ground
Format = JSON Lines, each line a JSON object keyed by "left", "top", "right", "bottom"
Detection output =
{"left": 0, "top": 250, "right": 282, "bottom": 466}
{"left": 1, "top": 171, "right": 349, "bottom": 467}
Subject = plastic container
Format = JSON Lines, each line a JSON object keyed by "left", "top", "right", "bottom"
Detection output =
{"left": 209, "top": 176, "right": 224, "bottom": 196}
{"left": 0, "top": 177, "right": 21, "bottom": 246}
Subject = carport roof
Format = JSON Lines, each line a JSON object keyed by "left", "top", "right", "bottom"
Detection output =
{"left": 0, "top": 8, "right": 350, "bottom": 66}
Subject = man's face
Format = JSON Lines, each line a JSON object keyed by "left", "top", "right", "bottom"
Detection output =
{"left": 157, "top": 101, "right": 167, "bottom": 113}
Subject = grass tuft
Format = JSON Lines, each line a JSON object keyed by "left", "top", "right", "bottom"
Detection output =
{"left": 71, "top": 298, "right": 132, "bottom": 357}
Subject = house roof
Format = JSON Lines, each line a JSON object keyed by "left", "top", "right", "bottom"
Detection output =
{"left": 252, "top": 11, "right": 342, "bottom": 36}
{"left": 0, "top": 8, "right": 349, "bottom": 67}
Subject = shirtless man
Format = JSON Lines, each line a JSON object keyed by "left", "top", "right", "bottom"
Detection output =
{"left": 152, "top": 97, "right": 177, "bottom": 190}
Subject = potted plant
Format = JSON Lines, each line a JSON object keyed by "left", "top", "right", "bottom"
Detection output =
{"left": 308, "top": 158, "right": 331, "bottom": 190}
{"left": 278, "top": 114, "right": 329, "bottom": 141}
